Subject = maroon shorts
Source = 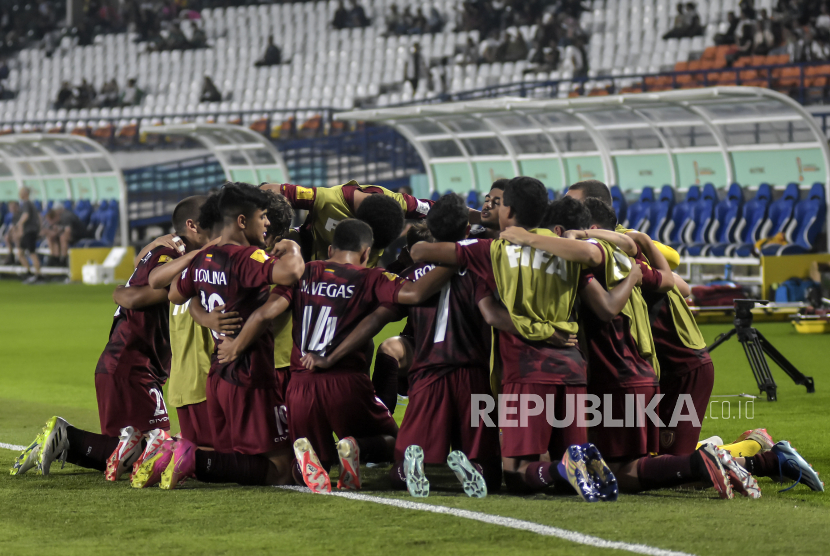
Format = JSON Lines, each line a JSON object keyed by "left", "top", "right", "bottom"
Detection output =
{"left": 394, "top": 367, "right": 500, "bottom": 464}
{"left": 588, "top": 386, "right": 660, "bottom": 461}
{"left": 659, "top": 362, "right": 715, "bottom": 455}
{"left": 206, "top": 373, "right": 289, "bottom": 455}
{"left": 177, "top": 402, "right": 213, "bottom": 448}
{"left": 500, "top": 382, "right": 588, "bottom": 461}
{"left": 95, "top": 372, "right": 170, "bottom": 436}
{"left": 275, "top": 366, "right": 290, "bottom": 402}
{"left": 286, "top": 371, "right": 398, "bottom": 465}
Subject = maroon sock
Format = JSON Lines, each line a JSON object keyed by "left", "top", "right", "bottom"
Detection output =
{"left": 523, "top": 461, "right": 557, "bottom": 491}
{"left": 194, "top": 450, "right": 270, "bottom": 485}
{"left": 355, "top": 435, "right": 393, "bottom": 464}
{"left": 65, "top": 426, "right": 119, "bottom": 471}
{"left": 636, "top": 455, "right": 697, "bottom": 491}
{"left": 389, "top": 462, "right": 407, "bottom": 490}
{"left": 744, "top": 451, "right": 779, "bottom": 478}
{"left": 372, "top": 352, "right": 400, "bottom": 415}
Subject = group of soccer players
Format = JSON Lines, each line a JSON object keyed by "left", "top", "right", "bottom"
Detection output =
{"left": 10, "top": 176, "right": 824, "bottom": 501}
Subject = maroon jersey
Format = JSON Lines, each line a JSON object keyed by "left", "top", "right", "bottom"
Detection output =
{"left": 275, "top": 261, "right": 407, "bottom": 374}
{"left": 578, "top": 245, "right": 658, "bottom": 391}
{"left": 392, "top": 263, "right": 493, "bottom": 394}
{"left": 95, "top": 247, "right": 177, "bottom": 383}
{"left": 454, "top": 238, "right": 587, "bottom": 386}
{"left": 176, "top": 244, "right": 280, "bottom": 389}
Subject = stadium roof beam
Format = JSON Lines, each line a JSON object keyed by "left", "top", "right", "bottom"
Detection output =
{"left": 142, "top": 123, "right": 290, "bottom": 185}
{"left": 0, "top": 133, "right": 128, "bottom": 246}
{"left": 336, "top": 87, "right": 830, "bottom": 201}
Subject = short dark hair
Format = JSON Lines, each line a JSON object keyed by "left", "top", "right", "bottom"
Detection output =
{"left": 332, "top": 218, "right": 374, "bottom": 253}
{"left": 354, "top": 194, "right": 405, "bottom": 249}
{"left": 584, "top": 197, "right": 618, "bottom": 231}
{"left": 172, "top": 195, "right": 206, "bottom": 233}
{"left": 569, "top": 180, "right": 613, "bottom": 206}
{"left": 544, "top": 196, "right": 590, "bottom": 231}
{"left": 264, "top": 190, "right": 294, "bottom": 240}
{"left": 406, "top": 222, "right": 433, "bottom": 249}
{"left": 198, "top": 193, "right": 221, "bottom": 231}
{"left": 490, "top": 178, "right": 508, "bottom": 192}
{"left": 217, "top": 182, "right": 271, "bottom": 224}
{"left": 426, "top": 193, "right": 468, "bottom": 242}
{"left": 502, "top": 176, "right": 548, "bottom": 228}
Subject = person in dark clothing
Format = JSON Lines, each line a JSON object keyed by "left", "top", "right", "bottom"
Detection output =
{"left": 199, "top": 75, "right": 221, "bottom": 103}
{"left": 255, "top": 35, "right": 282, "bottom": 67}
{"left": 715, "top": 11, "right": 740, "bottom": 45}
{"left": 348, "top": 0, "right": 370, "bottom": 28}
{"left": 14, "top": 186, "right": 42, "bottom": 283}
{"left": 333, "top": 0, "right": 349, "bottom": 29}
{"left": 43, "top": 206, "right": 88, "bottom": 266}
{"left": 55, "top": 81, "right": 73, "bottom": 109}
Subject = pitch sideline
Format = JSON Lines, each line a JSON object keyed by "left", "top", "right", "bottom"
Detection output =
{"left": 0, "top": 443, "right": 694, "bottom": 556}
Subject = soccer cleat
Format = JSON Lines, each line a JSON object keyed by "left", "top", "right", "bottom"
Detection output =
{"left": 130, "top": 428, "right": 172, "bottom": 481}
{"left": 131, "top": 438, "right": 175, "bottom": 489}
{"left": 335, "top": 437, "right": 361, "bottom": 490}
{"left": 38, "top": 416, "right": 71, "bottom": 476}
{"left": 104, "top": 426, "right": 143, "bottom": 482}
{"left": 447, "top": 451, "right": 487, "bottom": 498}
{"left": 293, "top": 438, "right": 331, "bottom": 493}
{"left": 9, "top": 433, "right": 44, "bottom": 476}
{"left": 697, "top": 443, "right": 733, "bottom": 499}
{"left": 732, "top": 428, "right": 774, "bottom": 452}
{"left": 558, "top": 445, "right": 600, "bottom": 503}
{"left": 771, "top": 440, "right": 824, "bottom": 492}
{"left": 698, "top": 435, "right": 724, "bottom": 447}
{"left": 581, "top": 443, "right": 618, "bottom": 502}
{"left": 403, "top": 445, "right": 430, "bottom": 498}
{"left": 160, "top": 437, "right": 197, "bottom": 490}
{"left": 717, "top": 448, "right": 761, "bottom": 499}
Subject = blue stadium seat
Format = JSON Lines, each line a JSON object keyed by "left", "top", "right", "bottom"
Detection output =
{"left": 663, "top": 185, "right": 700, "bottom": 246}
{"left": 42, "top": 199, "right": 54, "bottom": 216}
{"left": 762, "top": 183, "right": 826, "bottom": 255}
{"left": 702, "top": 182, "right": 744, "bottom": 254}
{"left": 717, "top": 183, "right": 772, "bottom": 256}
{"left": 466, "top": 190, "right": 481, "bottom": 209}
{"left": 34, "top": 200, "right": 43, "bottom": 213}
{"left": 682, "top": 183, "right": 718, "bottom": 255}
{"left": 62, "top": 199, "right": 73, "bottom": 210}
{"left": 610, "top": 185, "right": 628, "bottom": 227}
{"left": 757, "top": 182, "right": 800, "bottom": 242}
{"left": 647, "top": 185, "right": 675, "bottom": 242}
{"left": 75, "top": 199, "right": 93, "bottom": 225}
{"left": 626, "top": 187, "right": 655, "bottom": 234}
{"left": 546, "top": 188, "right": 556, "bottom": 201}
{"left": 429, "top": 190, "right": 441, "bottom": 202}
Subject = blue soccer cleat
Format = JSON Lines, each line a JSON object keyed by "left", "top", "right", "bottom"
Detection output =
{"left": 581, "top": 443, "right": 619, "bottom": 502}
{"left": 558, "top": 445, "right": 600, "bottom": 502}
{"left": 772, "top": 440, "right": 824, "bottom": 492}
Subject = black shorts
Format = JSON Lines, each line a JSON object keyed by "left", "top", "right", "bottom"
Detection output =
{"left": 19, "top": 231, "right": 38, "bottom": 253}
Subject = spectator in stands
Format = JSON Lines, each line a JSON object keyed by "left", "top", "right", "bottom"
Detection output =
{"left": 97, "top": 79, "right": 120, "bottom": 108}
{"left": 683, "top": 3, "right": 705, "bottom": 37}
{"left": 528, "top": 41, "right": 561, "bottom": 73}
{"left": 740, "top": 0, "right": 757, "bottom": 21}
{"left": 816, "top": 5, "right": 830, "bottom": 37}
{"left": 754, "top": 9, "right": 776, "bottom": 54}
{"left": 479, "top": 30, "right": 501, "bottom": 64}
{"left": 43, "top": 206, "right": 86, "bottom": 267}
{"left": 333, "top": 0, "right": 349, "bottom": 30}
{"left": 715, "top": 11, "right": 740, "bottom": 45}
{"left": 427, "top": 6, "right": 444, "bottom": 34}
{"left": 663, "top": 3, "right": 686, "bottom": 39}
{"left": 0, "top": 57, "right": 7, "bottom": 98}
{"left": 255, "top": 35, "right": 282, "bottom": 67}
{"left": 14, "top": 186, "right": 42, "bottom": 284}
{"left": 348, "top": 0, "right": 370, "bottom": 28}
{"left": 409, "top": 7, "right": 427, "bottom": 35}
{"left": 200, "top": 75, "right": 222, "bottom": 103}
{"left": 55, "top": 81, "right": 73, "bottom": 109}
{"left": 502, "top": 28, "right": 529, "bottom": 62}
{"left": 532, "top": 12, "right": 559, "bottom": 62}
{"left": 75, "top": 79, "right": 96, "bottom": 108}
{"left": 2, "top": 200, "right": 19, "bottom": 265}
{"left": 385, "top": 4, "right": 403, "bottom": 36}
{"left": 430, "top": 56, "right": 450, "bottom": 94}
{"left": 120, "top": 78, "right": 144, "bottom": 106}
{"left": 728, "top": 24, "right": 756, "bottom": 64}
{"left": 189, "top": 21, "right": 207, "bottom": 49}
{"left": 461, "top": 37, "right": 479, "bottom": 64}
{"left": 404, "top": 41, "right": 428, "bottom": 92}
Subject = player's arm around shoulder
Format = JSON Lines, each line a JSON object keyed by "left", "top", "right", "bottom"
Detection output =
{"left": 409, "top": 241, "right": 459, "bottom": 265}
{"left": 217, "top": 290, "right": 290, "bottom": 363}
{"left": 580, "top": 263, "right": 643, "bottom": 322}
{"left": 396, "top": 264, "right": 456, "bottom": 305}
{"left": 500, "top": 227, "right": 603, "bottom": 267}
{"left": 269, "top": 239, "right": 305, "bottom": 285}
{"left": 112, "top": 284, "right": 168, "bottom": 310}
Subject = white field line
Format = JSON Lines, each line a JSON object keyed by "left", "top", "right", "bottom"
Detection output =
{"left": 276, "top": 485, "right": 695, "bottom": 556}
{"left": 1, "top": 442, "right": 26, "bottom": 451}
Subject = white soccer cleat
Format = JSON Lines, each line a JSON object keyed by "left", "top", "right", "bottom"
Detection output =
{"left": 403, "top": 445, "right": 430, "bottom": 498}
{"left": 698, "top": 435, "right": 724, "bottom": 447}
{"left": 38, "top": 416, "right": 71, "bottom": 477}
{"left": 447, "top": 451, "right": 487, "bottom": 498}
{"left": 717, "top": 448, "right": 761, "bottom": 499}
{"left": 293, "top": 438, "right": 331, "bottom": 493}
{"left": 336, "top": 437, "right": 361, "bottom": 490}
{"left": 105, "top": 426, "right": 143, "bottom": 482}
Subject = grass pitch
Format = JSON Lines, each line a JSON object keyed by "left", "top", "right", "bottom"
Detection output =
{"left": 1, "top": 280, "right": 829, "bottom": 555}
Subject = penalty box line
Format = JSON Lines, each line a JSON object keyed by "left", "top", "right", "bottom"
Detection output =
{"left": 276, "top": 485, "right": 695, "bottom": 556}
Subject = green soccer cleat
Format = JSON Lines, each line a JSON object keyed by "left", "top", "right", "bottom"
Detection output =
{"left": 403, "top": 445, "right": 429, "bottom": 498}
{"left": 772, "top": 440, "right": 824, "bottom": 492}
{"left": 447, "top": 450, "right": 487, "bottom": 498}
{"left": 9, "top": 433, "right": 44, "bottom": 476}
{"left": 38, "top": 416, "right": 71, "bottom": 477}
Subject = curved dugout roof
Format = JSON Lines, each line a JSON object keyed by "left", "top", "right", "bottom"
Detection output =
{"left": 143, "top": 123, "right": 290, "bottom": 186}
{"left": 0, "top": 133, "right": 128, "bottom": 246}
{"left": 336, "top": 87, "right": 830, "bottom": 196}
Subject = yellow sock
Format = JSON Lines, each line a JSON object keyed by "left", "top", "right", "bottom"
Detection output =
{"left": 715, "top": 440, "right": 763, "bottom": 457}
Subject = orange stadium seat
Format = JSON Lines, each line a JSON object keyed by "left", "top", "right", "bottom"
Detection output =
{"left": 249, "top": 118, "right": 268, "bottom": 134}
{"left": 701, "top": 46, "right": 718, "bottom": 62}
{"left": 777, "top": 66, "right": 803, "bottom": 89}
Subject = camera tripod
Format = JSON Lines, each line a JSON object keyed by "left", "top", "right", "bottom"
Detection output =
{"left": 707, "top": 299, "right": 815, "bottom": 401}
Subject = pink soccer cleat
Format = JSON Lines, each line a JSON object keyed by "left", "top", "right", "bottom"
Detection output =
{"left": 160, "top": 437, "right": 197, "bottom": 490}
{"left": 336, "top": 437, "right": 361, "bottom": 490}
{"left": 294, "top": 438, "right": 331, "bottom": 493}
{"left": 130, "top": 438, "right": 176, "bottom": 489}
